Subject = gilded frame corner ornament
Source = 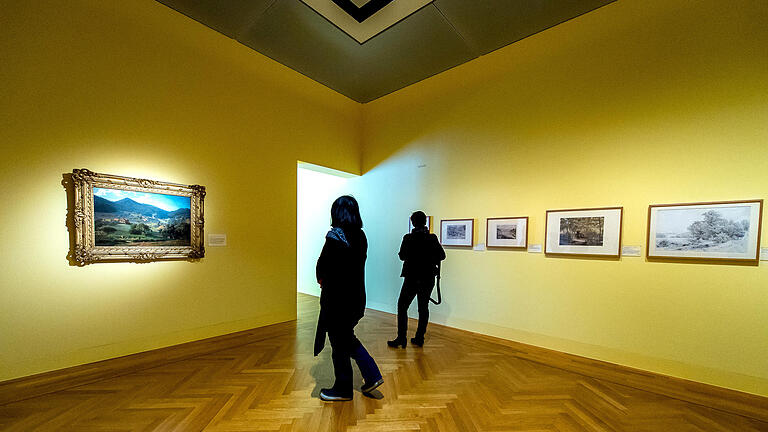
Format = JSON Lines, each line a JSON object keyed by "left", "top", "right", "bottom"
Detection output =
{"left": 71, "top": 169, "right": 205, "bottom": 265}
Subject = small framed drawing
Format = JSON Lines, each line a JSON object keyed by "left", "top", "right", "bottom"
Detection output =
{"left": 408, "top": 215, "right": 432, "bottom": 233}
{"left": 545, "top": 207, "right": 623, "bottom": 257}
{"left": 440, "top": 219, "right": 474, "bottom": 247}
{"left": 486, "top": 217, "right": 528, "bottom": 248}
{"left": 647, "top": 200, "right": 763, "bottom": 263}
{"left": 70, "top": 169, "right": 205, "bottom": 265}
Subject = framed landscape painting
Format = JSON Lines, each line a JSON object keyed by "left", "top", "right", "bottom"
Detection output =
{"left": 71, "top": 169, "right": 205, "bottom": 265}
{"left": 545, "top": 207, "right": 623, "bottom": 257}
{"left": 486, "top": 217, "right": 528, "bottom": 248}
{"left": 408, "top": 215, "right": 432, "bottom": 233}
{"left": 440, "top": 219, "right": 474, "bottom": 247}
{"left": 647, "top": 200, "right": 763, "bottom": 263}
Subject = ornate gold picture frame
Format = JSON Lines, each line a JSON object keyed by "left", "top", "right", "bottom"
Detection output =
{"left": 70, "top": 169, "right": 205, "bottom": 265}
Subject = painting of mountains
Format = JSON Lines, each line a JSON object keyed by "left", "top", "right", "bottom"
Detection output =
{"left": 93, "top": 187, "right": 191, "bottom": 246}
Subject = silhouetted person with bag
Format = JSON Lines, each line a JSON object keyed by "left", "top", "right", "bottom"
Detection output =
{"left": 388, "top": 211, "right": 446, "bottom": 348}
{"left": 315, "top": 196, "right": 383, "bottom": 401}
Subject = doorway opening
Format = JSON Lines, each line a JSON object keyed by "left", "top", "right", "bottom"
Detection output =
{"left": 297, "top": 162, "right": 357, "bottom": 297}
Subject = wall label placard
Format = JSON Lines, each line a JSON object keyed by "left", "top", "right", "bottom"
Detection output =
{"left": 528, "top": 244, "right": 542, "bottom": 253}
{"left": 473, "top": 243, "right": 486, "bottom": 251}
{"left": 761, "top": 248, "right": 768, "bottom": 261}
{"left": 208, "top": 234, "right": 227, "bottom": 247}
{"left": 622, "top": 246, "right": 642, "bottom": 257}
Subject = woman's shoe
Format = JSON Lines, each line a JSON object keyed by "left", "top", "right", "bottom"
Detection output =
{"left": 319, "top": 388, "right": 352, "bottom": 401}
{"left": 361, "top": 377, "right": 384, "bottom": 394}
{"left": 410, "top": 337, "right": 424, "bottom": 347}
{"left": 387, "top": 338, "right": 406, "bottom": 348}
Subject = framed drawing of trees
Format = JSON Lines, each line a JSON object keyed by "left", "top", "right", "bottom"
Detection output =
{"left": 545, "top": 207, "right": 623, "bottom": 257}
{"left": 71, "top": 169, "right": 205, "bottom": 265}
{"left": 647, "top": 200, "right": 763, "bottom": 263}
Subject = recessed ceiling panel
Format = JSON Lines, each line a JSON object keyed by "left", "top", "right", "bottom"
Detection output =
{"left": 353, "top": 4, "right": 475, "bottom": 101}
{"left": 238, "top": 1, "right": 473, "bottom": 102}
{"left": 301, "top": 0, "right": 433, "bottom": 43}
{"left": 155, "top": 0, "right": 616, "bottom": 102}
{"left": 434, "top": 0, "right": 615, "bottom": 55}
{"left": 238, "top": 0, "right": 368, "bottom": 100}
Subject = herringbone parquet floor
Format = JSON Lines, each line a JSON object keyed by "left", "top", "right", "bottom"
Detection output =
{"left": 1, "top": 293, "right": 766, "bottom": 431}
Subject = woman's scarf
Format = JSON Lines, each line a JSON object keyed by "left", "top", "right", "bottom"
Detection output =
{"left": 326, "top": 226, "right": 350, "bottom": 247}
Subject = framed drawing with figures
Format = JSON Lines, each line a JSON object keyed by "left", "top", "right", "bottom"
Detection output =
{"left": 545, "top": 207, "right": 623, "bottom": 257}
{"left": 486, "top": 217, "right": 528, "bottom": 248}
{"left": 440, "top": 218, "right": 474, "bottom": 247}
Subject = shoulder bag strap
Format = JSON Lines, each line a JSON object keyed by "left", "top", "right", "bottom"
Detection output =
{"left": 429, "top": 261, "right": 442, "bottom": 305}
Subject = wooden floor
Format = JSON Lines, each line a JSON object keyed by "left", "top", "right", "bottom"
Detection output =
{"left": 1, "top": 293, "right": 766, "bottom": 431}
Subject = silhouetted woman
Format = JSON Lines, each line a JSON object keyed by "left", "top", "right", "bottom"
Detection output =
{"left": 314, "top": 195, "right": 383, "bottom": 401}
{"left": 388, "top": 211, "right": 445, "bottom": 348}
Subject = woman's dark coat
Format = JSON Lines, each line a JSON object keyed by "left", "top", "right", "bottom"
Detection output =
{"left": 314, "top": 228, "right": 367, "bottom": 355}
{"left": 398, "top": 229, "right": 445, "bottom": 280}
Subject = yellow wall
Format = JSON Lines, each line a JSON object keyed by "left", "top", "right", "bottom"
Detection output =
{"left": 0, "top": 0, "right": 361, "bottom": 381}
{"left": 356, "top": 0, "right": 768, "bottom": 395}
{"left": 2, "top": 0, "right": 766, "bottom": 399}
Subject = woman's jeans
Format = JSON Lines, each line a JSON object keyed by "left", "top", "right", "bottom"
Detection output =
{"left": 328, "top": 327, "right": 382, "bottom": 394}
{"left": 397, "top": 277, "right": 435, "bottom": 340}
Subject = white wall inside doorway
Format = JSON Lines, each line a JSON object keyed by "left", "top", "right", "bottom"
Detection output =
{"left": 297, "top": 163, "right": 356, "bottom": 296}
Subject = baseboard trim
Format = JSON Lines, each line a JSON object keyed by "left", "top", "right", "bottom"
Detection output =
{"left": 363, "top": 308, "right": 768, "bottom": 423}
{"left": 488, "top": 332, "right": 768, "bottom": 423}
{"left": 0, "top": 320, "right": 295, "bottom": 406}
